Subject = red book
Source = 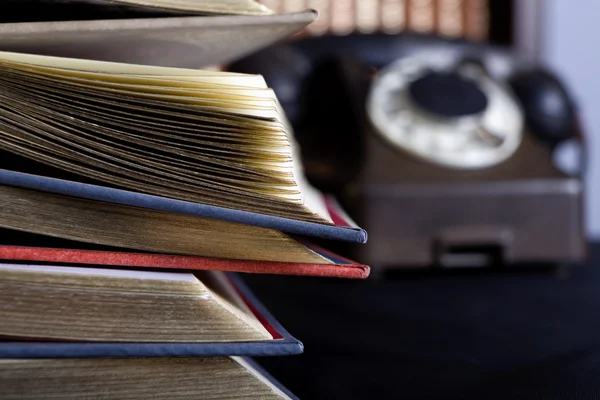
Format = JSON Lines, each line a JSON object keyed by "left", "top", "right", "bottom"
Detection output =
{"left": 0, "top": 240, "right": 369, "bottom": 279}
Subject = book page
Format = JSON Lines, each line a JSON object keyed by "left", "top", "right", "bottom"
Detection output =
{"left": 0, "top": 263, "right": 274, "bottom": 342}
{"left": 0, "top": 51, "right": 334, "bottom": 224}
{"left": 0, "top": 263, "right": 196, "bottom": 282}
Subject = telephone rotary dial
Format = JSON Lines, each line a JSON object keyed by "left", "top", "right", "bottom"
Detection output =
{"left": 368, "top": 52, "right": 524, "bottom": 169}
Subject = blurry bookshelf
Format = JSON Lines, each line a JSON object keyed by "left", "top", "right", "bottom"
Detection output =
{"left": 259, "top": 0, "right": 489, "bottom": 40}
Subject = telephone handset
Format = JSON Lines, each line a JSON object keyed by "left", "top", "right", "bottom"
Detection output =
{"left": 229, "top": 33, "right": 582, "bottom": 185}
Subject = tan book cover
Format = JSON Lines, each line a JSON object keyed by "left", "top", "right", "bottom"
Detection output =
{"left": 0, "top": 11, "right": 316, "bottom": 67}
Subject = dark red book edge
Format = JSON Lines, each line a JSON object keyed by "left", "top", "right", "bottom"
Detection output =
{"left": 0, "top": 244, "right": 370, "bottom": 279}
{"left": 226, "top": 274, "right": 284, "bottom": 339}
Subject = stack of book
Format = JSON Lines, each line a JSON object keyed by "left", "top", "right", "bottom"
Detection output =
{"left": 0, "top": 1, "right": 369, "bottom": 399}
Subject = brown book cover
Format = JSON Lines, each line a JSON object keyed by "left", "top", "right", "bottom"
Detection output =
{"left": 0, "top": 11, "right": 316, "bottom": 67}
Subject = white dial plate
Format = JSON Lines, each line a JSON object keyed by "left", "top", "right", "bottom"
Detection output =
{"left": 367, "top": 54, "right": 525, "bottom": 169}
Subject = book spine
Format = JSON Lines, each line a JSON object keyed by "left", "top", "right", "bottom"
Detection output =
{"left": 436, "top": 0, "right": 464, "bottom": 38}
{"left": 380, "top": 0, "right": 406, "bottom": 34}
{"left": 258, "top": 0, "right": 486, "bottom": 39}
{"left": 330, "top": 0, "right": 355, "bottom": 35}
{"left": 406, "top": 0, "right": 436, "bottom": 34}
{"left": 463, "top": 0, "right": 488, "bottom": 40}
{"left": 355, "top": 0, "right": 381, "bottom": 34}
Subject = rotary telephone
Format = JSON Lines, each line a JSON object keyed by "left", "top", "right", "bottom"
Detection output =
{"left": 230, "top": 33, "right": 582, "bottom": 186}
{"left": 230, "top": 34, "right": 586, "bottom": 268}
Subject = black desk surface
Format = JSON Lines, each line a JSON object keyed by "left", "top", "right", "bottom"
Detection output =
{"left": 243, "top": 243, "right": 600, "bottom": 400}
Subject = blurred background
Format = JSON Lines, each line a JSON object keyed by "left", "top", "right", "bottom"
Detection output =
{"left": 227, "top": 1, "right": 600, "bottom": 399}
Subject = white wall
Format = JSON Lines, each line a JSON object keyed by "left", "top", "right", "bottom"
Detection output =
{"left": 541, "top": 0, "right": 600, "bottom": 238}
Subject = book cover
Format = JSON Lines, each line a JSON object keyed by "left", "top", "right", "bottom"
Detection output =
{"left": 0, "top": 169, "right": 367, "bottom": 243}
{"left": 0, "top": 240, "right": 370, "bottom": 279}
{"left": 0, "top": 11, "right": 317, "bottom": 68}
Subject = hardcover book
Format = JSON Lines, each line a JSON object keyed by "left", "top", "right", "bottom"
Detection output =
{"left": 0, "top": 266, "right": 303, "bottom": 358}
{"left": 0, "top": 9, "right": 317, "bottom": 68}
{"left": 0, "top": 357, "right": 298, "bottom": 400}
{"left": 0, "top": 229, "right": 370, "bottom": 279}
{"left": 0, "top": 51, "right": 367, "bottom": 244}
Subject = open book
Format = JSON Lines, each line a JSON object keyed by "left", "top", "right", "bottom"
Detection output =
{"left": 0, "top": 51, "right": 366, "bottom": 248}
{"left": 0, "top": 2, "right": 316, "bottom": 68}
